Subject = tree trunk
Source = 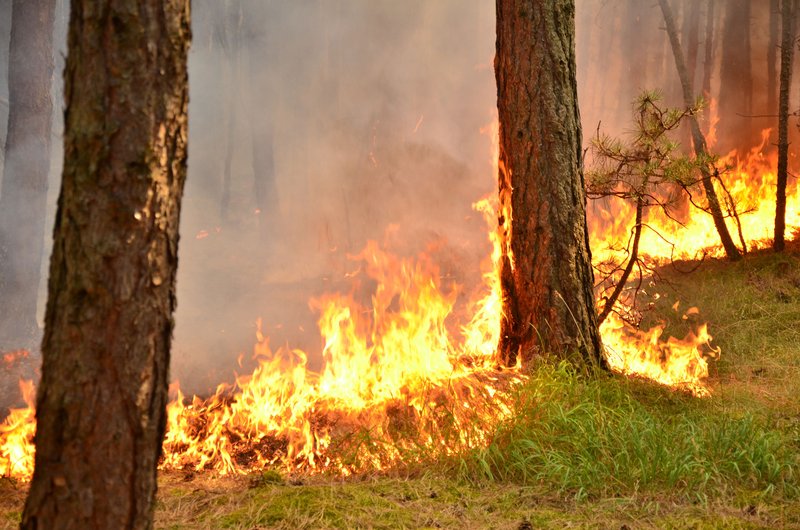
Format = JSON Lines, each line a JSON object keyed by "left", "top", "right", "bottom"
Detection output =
{"left": 598, "top": 196, "right": 643, "bottom": 325}
{"left": 20, "top": 1, "right": 190, "bottom": 529}
{"left": 683, "top": 0, "right": 701, "bottom": 92}
{"left": 0, "top": 0, "right": 55, "bottom": 351}
{"left": 718, "top": 0, "right": 754, "bottom": 155}
{"left": 769, "top": 0, "right": 781, "bottom": 115}
{"left": 701, "top": 0, "right": 715, "bottom": 100}
{"left": 775, "top": 0, "right": 797, "bottom": 252}
{"left": 495, "top": 0, "right": 603, "bottom": 367}
{"left": 658, "top": 0, "right": 742, "bottom": 261}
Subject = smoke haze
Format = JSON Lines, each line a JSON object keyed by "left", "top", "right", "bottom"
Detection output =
{"left": 0, "top": 1, "right": 794, "bottom": 396}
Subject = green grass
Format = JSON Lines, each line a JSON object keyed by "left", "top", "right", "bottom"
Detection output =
{"left": 457, "top": 363, "right": 797, "bottom": 501}
{"left": 3, "top": 250, "right": 800, "bottom": 529}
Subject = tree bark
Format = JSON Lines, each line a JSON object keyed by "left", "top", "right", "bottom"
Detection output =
{"left": 658, "top": 0, "right": 742, "bottom": 261}
{"left": 21, "top": 1, "right": 190, "bottom": 529}
{"left": 0, "top": 0, "right": 55, "bottom": 351}
{"left": 495, "top": 0, "right": 603, "bottom": 367}
{"left": 775, "top": 0, "right": 797, "bottom": 252}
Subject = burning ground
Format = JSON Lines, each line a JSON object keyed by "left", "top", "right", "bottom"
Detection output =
{"left": 3, "top": 248, "right": 800, "bottom": 528}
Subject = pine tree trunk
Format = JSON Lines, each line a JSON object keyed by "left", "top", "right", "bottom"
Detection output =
{"left": 0, "top": 0, "right": 55, "bottom": 351}
{"left": 20, "top": 1, "right": 190, "bottom": 528}
{"left": 495, "top": 0, "right": 603, "bottom": 367}
{"left": 775, "top": 0, "right": 796, "bottom": 252}
{"left": 769, "top": 0, "right": 781, "bottom": 115}
{"left": 683, "top": 0, "right": 701, "bottom": 91}
{"left": 701, "top": 0, "right": 715, "bottom": 99}
{"left": 658, "top": 0, "right": 742, "bottom": 261}
{"left": 718, "top": 0, "right": 754, "bottom": 155}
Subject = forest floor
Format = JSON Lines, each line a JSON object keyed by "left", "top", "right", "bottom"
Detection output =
{"left": 2, "top": 248, "right": 800, "bottom": 529}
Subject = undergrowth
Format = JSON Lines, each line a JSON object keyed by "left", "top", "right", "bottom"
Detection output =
{"left": 457, "top": 362, "right": 798, "bottom": 501}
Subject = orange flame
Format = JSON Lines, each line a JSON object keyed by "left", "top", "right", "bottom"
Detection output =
{"left": 0, "top": 379, "right": 36, "bottom": 480}
{"left": 2, "top": 119, "right": 793, "bottom": 479}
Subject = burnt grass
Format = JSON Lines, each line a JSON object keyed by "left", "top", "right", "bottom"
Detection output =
{"left": 3, "top": 247, "right": 800, "bottom": 529}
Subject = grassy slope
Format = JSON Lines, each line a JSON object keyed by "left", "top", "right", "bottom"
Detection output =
{"left": 2, "top": 250, "right": 799, "bottom": 529}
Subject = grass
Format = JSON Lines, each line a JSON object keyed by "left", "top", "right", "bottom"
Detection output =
{"left": 2, "top": 249, "right": 800, "bottom": 529}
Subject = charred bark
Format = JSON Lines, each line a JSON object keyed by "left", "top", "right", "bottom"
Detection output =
{"left": 0, "top": 0, "right": 55, "bottom": 351}
{"left": 495, "top": 0, "right": 603, "bottom": 367}
{"left": 658, "top": 0, "right": 742, "bottom": 261}
{"left": 775, "top": 0, "right": 797, "bottom": 252}
{"left": 20, "top": 1, "right": 190, "bottom": 529}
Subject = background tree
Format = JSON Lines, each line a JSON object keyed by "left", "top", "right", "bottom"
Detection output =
{"left": 774, "top": 0, "right": 797, "bottom": 252}
{"left": 769, "top": 0, "right": 780, "bottom": 115}
{"left": 718, "top": 0, "right": 755, "bottom": 155}
{"left": 495, "top": 0, "right": 603, "bottom": 366}
{"left": 658, "top": 0, "right": 742, "bottom": 261}
{"left": 21, "top": 1, "right": 190, "bottom": 528}
{"left": 0, "top": 0, "right": 55, "bottom": 351}
{"left": 701, "top": 0, "right": 716, "bottom": 101}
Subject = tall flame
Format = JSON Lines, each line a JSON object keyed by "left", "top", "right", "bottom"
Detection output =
{"left": 1, "top": 119, "right": 793, "bottom": 479}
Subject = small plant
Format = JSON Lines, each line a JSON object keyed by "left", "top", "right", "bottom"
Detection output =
{"left": 587, "top": 91, "right": 702, "bottom": 324}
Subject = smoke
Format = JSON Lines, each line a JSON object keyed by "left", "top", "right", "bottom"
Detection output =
{"left": 172, "top": 0, "right": 498, "bottom": 393}
{"left": 0, "top": 1, "right": 794, "bottom": 397}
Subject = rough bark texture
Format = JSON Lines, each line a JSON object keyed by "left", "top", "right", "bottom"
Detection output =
{"left": 718, "top": 0, "right": 754, "bottom": 155}
{"left": 0, "top": 0, "right": 55, "bottom": 350}
{"left": 659, "top": 0, "right": 742, "bottom": 261}
{"left": 21, "top": 1, "right": 190, "bottom": 529}
{"left": 495, "top": 0, "right": 602, "bottom": 367}
{"left": 775, "top": 0, "right": 797, "bottom": 252}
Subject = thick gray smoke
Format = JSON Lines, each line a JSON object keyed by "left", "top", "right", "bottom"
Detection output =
{"left": 173, "top": 1, "right": 498, "bottom": 393}
{"left": 0, "top": 1, "right": 792, "bottom": 397}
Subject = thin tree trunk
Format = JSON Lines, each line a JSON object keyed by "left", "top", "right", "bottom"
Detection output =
{"left": 0, "top": 0, "right": 55, "bottom": 351}
{"left": 769, "top": 0, "right": 781, "bottom": 115}
{"left": 701, "top": 0, "right": 715, "bottom": 99}
{"left": 220, "top": 0, "right": 240, "bottom": 224}
{"left": 658, "top": 0, "right": 742, "bottom": 261}
{"left": 718, "top": 0, "right": 754, "bottom": 155}
{"left": 683, "top": 0, "right": 701, "bottom": 91}
{"left": 21, "top": 1, "right": 190, "bottom": 528}
{"left": 598, "top": 196, "right": 643, "bottom": 325}
{"left": 775, "top": 0, "right": 797, "bottom": 252}
{"left": 495, "top": 0, "right": 603, "bottom": 367}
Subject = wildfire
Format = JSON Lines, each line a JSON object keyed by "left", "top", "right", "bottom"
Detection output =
{"left": 1, "top": 118, "right": 793, "bottom": 480}
{"left": 160, "top": 201, "right": 519, "bottom": 475}
{"left": 590, "top": 130, "right": 793, "bottom": 264}
{"left": 0, "top": 379, "right": 36, "bottom": 480}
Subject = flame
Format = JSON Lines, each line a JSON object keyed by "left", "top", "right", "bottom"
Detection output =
{"left": 601, "top": 313, "right": 718, "bottom": 397}
{"left": 590, "top": 130, "right": 791, "bottom": 264}
{"left": 160, "top": 217, "right": 518, "bottom": 475}
{"left": 0, "top": 379, "right": 36, "bottom": 480}
{"left": 3, "top": 116, "right": 794, "bottom": 479}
